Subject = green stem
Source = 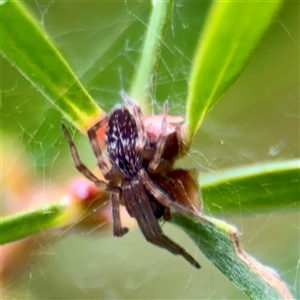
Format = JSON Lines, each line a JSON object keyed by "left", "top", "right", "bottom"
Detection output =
{"left": 129, "top": 0, "right": 173, "bottom": 115}
{"left": 1, "top": 203, "right": 68, "bottom": 244}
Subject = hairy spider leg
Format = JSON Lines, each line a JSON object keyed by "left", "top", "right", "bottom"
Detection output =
{"left": 87, "top": 117, "right": 111, "bottom": 178}
{"left": 63, "top": 124, "right": 129, "bottom": 237}
{"left": 87, "top": 117, "right": 132, "bottom": 236}
{"left": 111, "top": 187, "right": 129, "bottom": 237}
{"left": 121, "top": 92, "right": 172, "bottom": 171}
{"left": 62, "top": 124, "right": 108, "bottom": 191}
{"left": 123, "top": 179, "right": 200, "bottom": 269}
{"left": 131, "top": 178, "right": 196, "bottom": 259}
{"left": 148, "top": 101, "right": 169, "bottom": 173}
{"left": 139, "top": 169, "right": 200, "bottom": 220}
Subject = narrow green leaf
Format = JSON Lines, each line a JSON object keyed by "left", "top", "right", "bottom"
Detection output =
{"left": 172, "top": 213, "right": 295, "bottom": 300}
{"left": 0, "top": 0, "right": 104, "bottom": 132}
{"left": 2, "top": 159, "right": 298, "bottom": 245}
{"left": 129, "top": 0, "right": 173, "bottom": 115}
{"left": 0, "top": 203, "right": 67, "bottom": 244}
{"left": 201, "top": 159, "right": 300, "bottom": 213}
{"left": 185, "top": 1, "right": 282, "bottom": 141}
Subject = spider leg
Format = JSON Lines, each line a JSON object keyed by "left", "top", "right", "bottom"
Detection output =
{"left": 138, "top": 169, "right": 199, "bottom": 219}
{"left": 62, "top": 124, "right": 108, "bottom": 190}
{"left": 124, "top": 178, "right": 200, "bottom": 269}
{"left": 87, "top": 117, "right": 111, "bottom": 178}
{"left": 111, "top": 187, "right": 129, "bottom": 237}
{"left": 148, "top": 102, "right": 169, "bottom": 173}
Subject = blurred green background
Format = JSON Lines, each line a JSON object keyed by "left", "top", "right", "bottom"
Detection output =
{"left": 2, "top": 1, "right": 299, "bottom": 299}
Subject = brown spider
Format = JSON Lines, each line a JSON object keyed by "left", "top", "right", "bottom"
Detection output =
{"left": 62, "top": 94, "right": 201, "bottom": 269}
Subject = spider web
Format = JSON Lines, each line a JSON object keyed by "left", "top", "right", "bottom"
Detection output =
{"left": 1, "top": 1, "right": 299, "bottom": 299}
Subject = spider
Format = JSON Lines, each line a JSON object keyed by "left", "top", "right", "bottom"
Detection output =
{"left": 62, "top": 94, "right": 201, "bottom": 269}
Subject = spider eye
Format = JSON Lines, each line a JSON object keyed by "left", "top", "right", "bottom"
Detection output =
{"left": 106, "top": 107, "right": 142, "bottom": 177}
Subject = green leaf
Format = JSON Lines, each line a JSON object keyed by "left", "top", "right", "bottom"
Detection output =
{"left": 172, "top": 213, "right": 294, "bottom": 300}
{"left": 129, "top": 0, "right": 173, "bottom": 115}
{"left": 201, "top": 159, "right": 300, "bottom": 213}
{"left": 2, "top": 159, "right": 298, "bottom": 247}
{"left": 185, "top": 1, "right": 282, "bottom": 141}
{"left": 0, "top": 203, "right": 67, "bottom": 244}
{"left": 0, "top": 0, "right": 104, "bottom": 132}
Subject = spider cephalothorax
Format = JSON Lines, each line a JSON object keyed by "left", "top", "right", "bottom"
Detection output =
{"left": 62, "top": 95, "right": 201, "bottom": 269}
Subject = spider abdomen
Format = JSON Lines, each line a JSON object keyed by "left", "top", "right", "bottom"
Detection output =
{"left": 106, "top": 106, "right": 143, "bottom": 177}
